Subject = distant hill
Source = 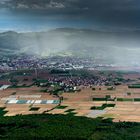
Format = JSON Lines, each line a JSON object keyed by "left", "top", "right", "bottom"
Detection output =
{"left": 0, "top": 28, "right": 140, "bottom": 65}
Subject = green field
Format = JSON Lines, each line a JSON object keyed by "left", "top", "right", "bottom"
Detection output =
{"left": 93, "top": 98, "right": 106, "bottom": 101}
{"left": 65, "top": 109, "right": 75, "bottom": 112}
{"left": 117, "top": 98, "right": 133, "bottom": 102}
{"left": 128, "top": 84, "right": 140, "bottom": 88}
{"left": 134, "top": 98, "right": 140, "bottom": 102}
{"left": 56, "top": 105, "right": 68, "bottom": 109}
{"left": 29, "top": 107, "right": 40, "bottom": 111}
{"left": 91, "top": 104, "right": 115, "bottom": 110}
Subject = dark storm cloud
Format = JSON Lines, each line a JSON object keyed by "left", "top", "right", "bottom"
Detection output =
{"left": 1, "top": 0, "right": 140, "bottom": 29}
{"left": 3, "top": 0, "right": 140, "bottom": 12}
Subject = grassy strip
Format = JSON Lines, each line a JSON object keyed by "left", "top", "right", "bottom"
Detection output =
{"left": 134, "top": 98, "right": 140, "bottom": 102}
{"left": 29, "top": 107, "right": 40, "bottom": 111}
{"left": 91, "top": 104, "right": 115, "bottom": 110}
{"left": 65, "top": 109, "right": 75, "bottom": 112}
{"left": 128, "top": 84, "right": 140, "bottom": 88}
{"left": 117, "top": 98, "right": 133, "bottom": 101}
{"left": 56, "top": 106, "right": 68, "bottom": 109}
{"left": 93, "top": 98, "right": 106, "bottom": 101}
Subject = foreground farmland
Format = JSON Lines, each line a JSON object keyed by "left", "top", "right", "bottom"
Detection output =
{"left": 1, "top": 85, "right": 140, "bottom": 122}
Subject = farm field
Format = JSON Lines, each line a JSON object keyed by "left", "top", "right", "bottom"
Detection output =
{"left": 49, "top": 85, "right": 140, "bottom": 122}
{"left": 0, "top": 86, "right": 60, "bottom": 116}
{"left": 0, "top": 84, "right": 140, "bottom": 122}
{"left": 0, "top": 85, "right": 140, "bottom": 122}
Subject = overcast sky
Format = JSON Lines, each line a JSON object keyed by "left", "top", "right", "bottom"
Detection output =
{"left": 1, "top": 0, "right": 140, "bottom": 32}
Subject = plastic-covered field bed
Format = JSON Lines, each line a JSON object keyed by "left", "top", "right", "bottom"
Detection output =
{"left": 6, "top": 100, "right": 60, "bottom": 104}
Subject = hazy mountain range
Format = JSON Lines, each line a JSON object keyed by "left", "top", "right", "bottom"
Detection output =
{"left": 1, "top": 28, "right": 140, "bottom": 65}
